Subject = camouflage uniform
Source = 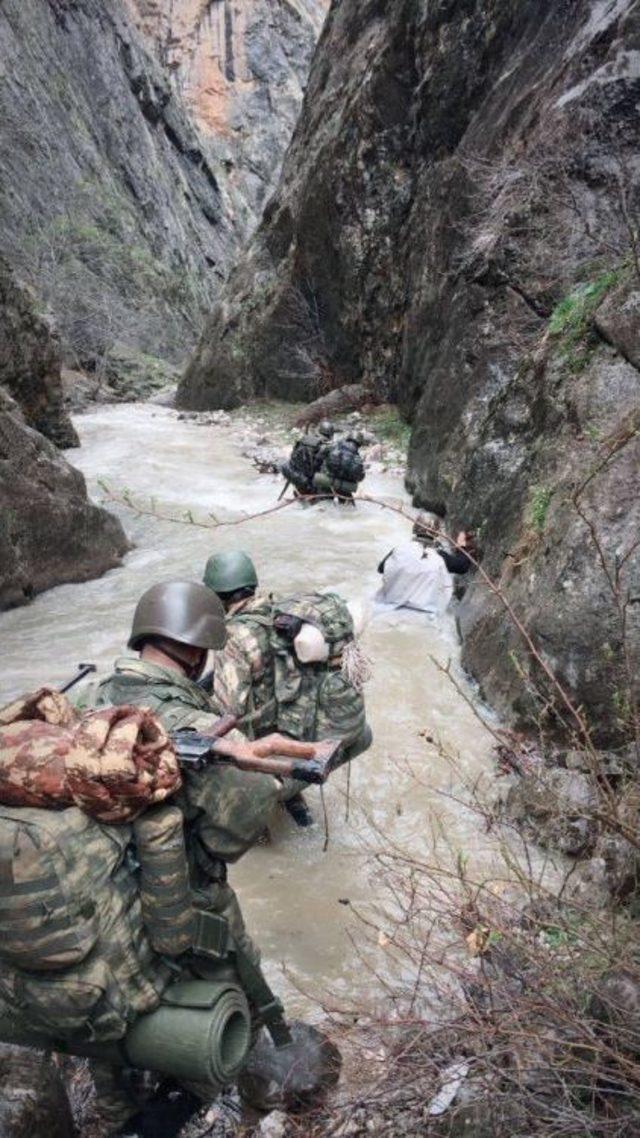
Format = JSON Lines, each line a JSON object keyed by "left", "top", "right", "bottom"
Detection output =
{"left": 214, "top": 597, "right": 372, "bottom": 762}
{"left": 213, "top": 595, "right": 276, "bottom": 740}
{"left": 77, "top": 657, "right": 293, "bottom": 1130}
{"left": 80, "top": 657, "right": 290, "bottom": 956}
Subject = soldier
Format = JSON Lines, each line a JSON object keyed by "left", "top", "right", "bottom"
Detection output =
{"left": 80, "top": 581, "right": 314, "bottom": 952}
{"left": 313, "top": 434, "right": 365, "bottom": 501}
{"left": 203, "top": 551, "right": 277, "bottom": 740}
{"left": 203, "top": 552, "right": 373, "bottom": 821}
{"left": 280, "top": 422, "right": 334, "bottom": 497}
{"left": 75, "top": 580, "right": 324, "bottom": 1129}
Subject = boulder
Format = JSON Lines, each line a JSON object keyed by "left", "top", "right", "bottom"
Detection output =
{"left": 238, "top": 1021, "right": 341, "bottom": 1112}
{"left": 595, "top": 281, "right": 640, "bottom": 371}
{"left": 0, "top": 396, "right": 128, "bottom": 610}
{"left": 506, "top": 768, "right": 598, "bottom": 856}
{"left": 293, "top": 384, "right": 376, "bottom": 428}
{"left": 0, "top": 257, "right": 77, "bottom": 448}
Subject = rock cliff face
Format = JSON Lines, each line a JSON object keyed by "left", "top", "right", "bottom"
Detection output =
{"left": 0, "top": 0, "right": 325, "bottom": 383}
{"left": 0, "top": 257, "right": 78, "bottom": 449}
{"left": 127, "top": 0, "right": 328, "bottom": 229}
{"left": 179, "top": 0, "right": 640, "bottom": 741}
{"left": 0, "top": 0, "right": 233, "bottom": 378}
{"left": 0, "top": 266, "right": 128, "bottom": 610}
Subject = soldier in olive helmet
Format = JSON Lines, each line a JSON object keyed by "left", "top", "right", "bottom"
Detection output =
{"left": 72, "top": 581, "right": 319, "bottom": 1133}
{"left": 80, "top": 581, "right": 313, "bottom": 947}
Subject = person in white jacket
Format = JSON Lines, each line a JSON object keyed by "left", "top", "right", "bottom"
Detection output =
{"left": 376, "top": 514, "right": 475, "bottom": 615}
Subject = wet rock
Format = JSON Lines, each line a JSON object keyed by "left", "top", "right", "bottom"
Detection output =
{"left": 595, "top": 281, "right": 640, "bottom": 371}
{"left": 0, "top": 1044, "right": 74, "bottom": 1138}
{"left": 506, "top": 768, "right": 598, "bottom": 855}
{"left": 0, "top": 395, "right": 128, "bottom": 611}
{"left": 178, "top": 0, "right": 640, "bottom": 741}
{"left": 0, "top": 257, "right": 77, "bottom": 448}
{"left": 238, "top": 1021, "right": 341, "bottom": 1112}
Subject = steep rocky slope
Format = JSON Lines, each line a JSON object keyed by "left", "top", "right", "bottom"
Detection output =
{"left": 0, "top": 265, "right": 128, "bottom": 610}
{"left": 0, "top": 1, "right": 325, "bottom": 389}
{"left": 0, "top": 0, "right": 233, "bottom": 382}
{"left": 127, "top": 0, "right": 328, "bottom": 229}
{"left": 179, "top": 0, "right": 640, "bottom": 741}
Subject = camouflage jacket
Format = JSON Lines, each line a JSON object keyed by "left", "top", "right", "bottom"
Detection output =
{"left": 80, "top": 657, "right": 284, "bottom": 864}
{"left": 213, "top": 595, "right": 276, "bottom": 740}
{"left": 214, "top": 597, "right": 370, "bottom": 755}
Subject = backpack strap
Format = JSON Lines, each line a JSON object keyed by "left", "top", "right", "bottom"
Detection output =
{"left": 193, "top": 911, "right": 292, "bottom": 1048}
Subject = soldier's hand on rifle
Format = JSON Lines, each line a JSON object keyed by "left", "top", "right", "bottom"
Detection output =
{"left": 233, "top": 733, "right": 316, "bottom": 762}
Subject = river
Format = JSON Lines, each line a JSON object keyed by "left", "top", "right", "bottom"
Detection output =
{"left": 0, "top": 404, "right": 551, "bottom": 1025}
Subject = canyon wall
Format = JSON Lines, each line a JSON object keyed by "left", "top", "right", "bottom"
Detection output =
{"left": 127, "top": 1, "right": 328, "bottom": 227}
{"left": 0, "top": 261, "right": 128, "bottom": 610}
{"left": 179, "top": 0, "right": 640, "bottom": 741}
{"left": 0, "top": 0, "right": 229, "bottom": 378}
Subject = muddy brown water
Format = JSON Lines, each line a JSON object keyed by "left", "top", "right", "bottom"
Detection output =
{"left": 0, "top": 404, "right": 556, "bottom": 1022}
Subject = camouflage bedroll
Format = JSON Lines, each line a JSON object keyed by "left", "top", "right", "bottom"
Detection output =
{"left": 0, "top": 687, "right": 181, "bottom": 823}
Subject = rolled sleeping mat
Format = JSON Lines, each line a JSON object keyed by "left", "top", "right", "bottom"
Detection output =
{"left": 0, "top": 979, "right": 251, "bottom": 1088}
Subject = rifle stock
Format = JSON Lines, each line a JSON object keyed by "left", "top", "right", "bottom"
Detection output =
{"left": 172, "top": 730, "right": 343, "bottom": 785}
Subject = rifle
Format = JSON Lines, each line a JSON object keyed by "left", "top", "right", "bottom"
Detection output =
{"left": 172, "top": 727, "right": 343, "bottom": 785}
{"left": 278, "top": 478, "right": 291, "bottom": 501}
{"left": 59, "top": 663, "right": 97, "bottom": 693}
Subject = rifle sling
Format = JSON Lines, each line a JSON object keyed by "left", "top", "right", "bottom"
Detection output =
{"left": 193, "top": 910, "right": 292, "bottom": 1049}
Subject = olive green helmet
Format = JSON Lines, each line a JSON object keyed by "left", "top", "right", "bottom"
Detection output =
{"left": 203, "top": 551, "right": 258, "bottom": 596}
{"left": 128, "top": 581, "right": 227, "bottom": 650}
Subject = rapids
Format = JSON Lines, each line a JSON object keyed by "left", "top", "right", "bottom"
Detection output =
{"left": 0, "top": 404, "right": 554, "bottom": 1021}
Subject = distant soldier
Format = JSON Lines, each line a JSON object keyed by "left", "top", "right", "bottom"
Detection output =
{"left": 313, "top": 434, "right": 365, "bottom": 501}
{"left": 280, "top": 420, "right": 335, "bottom": 497}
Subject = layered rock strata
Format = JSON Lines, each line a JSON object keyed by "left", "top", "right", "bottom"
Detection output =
{"left": 0, "top": 0, "right": 232, "bottom": 375}
{"left": 127, "top": 0, "right": 328, "bottom": 228}
{"left": 179, "top": 0, "right": 640, "bottom": 740}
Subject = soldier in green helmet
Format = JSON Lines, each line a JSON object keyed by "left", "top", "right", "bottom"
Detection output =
{"left": 203, "top": 553, "right": 372, "bottom": 827}
{"left": 203, "top": 552, "right": 277, "bottom": 740}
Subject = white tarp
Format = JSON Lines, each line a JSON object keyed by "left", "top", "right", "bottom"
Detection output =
{"left": 376, "top": 541, "right": 453, "bottom": 615}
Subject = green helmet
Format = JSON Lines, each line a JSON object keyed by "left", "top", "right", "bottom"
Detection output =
{"left": 318, "top": 420, "right": 335, "bottom": 439}
{"left": 128, "top": 581, "right": 226, "bottom": 650}
{"left": 203, "top": 551, "right": 258, "bottom": 595}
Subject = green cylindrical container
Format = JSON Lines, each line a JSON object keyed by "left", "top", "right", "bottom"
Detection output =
{"left": 0, "top": 979, "right": 251, "bottom": 1088}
